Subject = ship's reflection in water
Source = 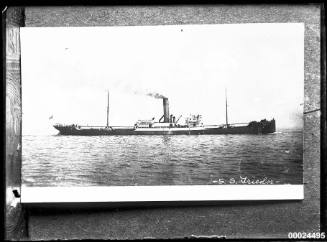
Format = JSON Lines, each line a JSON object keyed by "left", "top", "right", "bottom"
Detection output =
{"left": 22, "top": 130, "right": 303, "bottom": 186}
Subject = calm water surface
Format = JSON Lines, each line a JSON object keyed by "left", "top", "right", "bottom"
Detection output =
{"left": 22, "top": 130, "right": 303, "bottom": 186}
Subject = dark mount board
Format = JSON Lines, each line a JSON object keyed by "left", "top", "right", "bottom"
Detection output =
{"left": 5, "top": 5, "right": 322, "bottom": 240}
{"left": 4, "top": 7, "right": 26, "bottom": 240}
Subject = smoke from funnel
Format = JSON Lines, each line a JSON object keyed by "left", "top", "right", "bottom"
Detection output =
{"left": 146, "top": 92, "right": 166, "bottom": 99}
{"left": 114, "top": 81, "right": 166, "bottom": 99}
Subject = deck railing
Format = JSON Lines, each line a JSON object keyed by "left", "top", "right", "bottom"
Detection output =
{"left": 55, "top": 123, "right": 251, "bottom": 129}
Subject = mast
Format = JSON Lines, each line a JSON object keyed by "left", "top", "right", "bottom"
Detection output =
{"left": 106, "top": 91, "right": 109, "bottom": 127}
{"left": 225, "top": 88, "right": 228, "bottom": 127}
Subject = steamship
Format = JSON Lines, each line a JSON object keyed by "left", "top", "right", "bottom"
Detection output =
{"left": 53, "top": 92, "right": 276, "bottom": 135}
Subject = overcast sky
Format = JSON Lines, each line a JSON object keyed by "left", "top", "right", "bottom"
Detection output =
{"left": 21, "top": 23, "right": 304, "bottom": 135}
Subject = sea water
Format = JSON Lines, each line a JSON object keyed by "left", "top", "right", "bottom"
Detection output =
{"left": 22, "top": 130, "right": 303, "bottom": 186}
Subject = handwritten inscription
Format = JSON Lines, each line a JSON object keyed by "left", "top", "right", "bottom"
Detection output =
{"left": 212, "top": 176, "right": 277, "bottom": 185}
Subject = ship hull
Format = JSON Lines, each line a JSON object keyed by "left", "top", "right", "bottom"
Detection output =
{"left": 53, "top": 119, "right": 276, "bottom": 136}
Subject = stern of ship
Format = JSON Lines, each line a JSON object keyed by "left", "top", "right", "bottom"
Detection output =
{"left": 53, "top": 124, "right": 79, "bottom": 135}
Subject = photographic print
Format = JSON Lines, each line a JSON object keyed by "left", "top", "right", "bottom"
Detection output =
{"left": 20, "top": 23, "right": 304, "bottom": 200}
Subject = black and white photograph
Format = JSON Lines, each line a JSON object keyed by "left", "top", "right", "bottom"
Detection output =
{"left": 5, "top": 5, "right": 324, "bottom": 240}
{"left": 20, "top": 23, "right": 304, "bottom": 200}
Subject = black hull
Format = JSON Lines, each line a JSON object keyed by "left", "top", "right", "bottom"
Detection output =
{"left": 54, "top": 119, "right": 276, "bottom": 136}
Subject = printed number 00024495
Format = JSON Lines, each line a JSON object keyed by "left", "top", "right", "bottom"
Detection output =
{"left": 288, "top": 232, "right": 325, "bottom": 239}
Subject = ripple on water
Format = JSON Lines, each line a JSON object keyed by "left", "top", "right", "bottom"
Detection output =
{"left": 22, "top": 131, "right": 303, "bottom": 186}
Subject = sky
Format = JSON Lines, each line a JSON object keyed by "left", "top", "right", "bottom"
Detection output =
{"left": 21, "top": 23, "right": 304, "bottom": 135}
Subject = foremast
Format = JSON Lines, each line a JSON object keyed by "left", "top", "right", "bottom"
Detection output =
{"left": 225, "top": 88, "right": 229, "bottom": 128}
{"left": 106, "top": 90, "right": 109, "bottom": 127}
